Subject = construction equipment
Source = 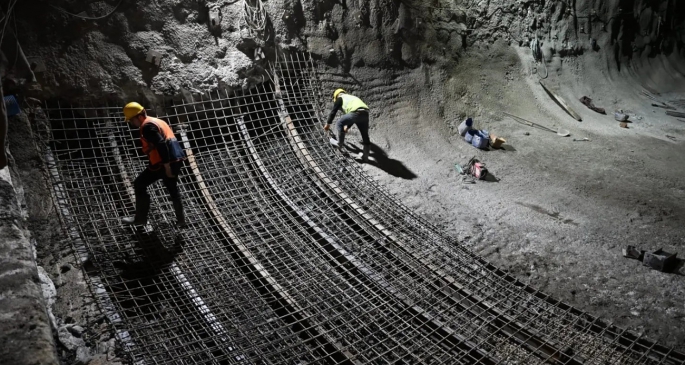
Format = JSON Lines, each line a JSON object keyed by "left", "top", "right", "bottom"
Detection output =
{"left": 666, "top": 110, "right": 685, "bottom": 119}
{"left": 456, "top": 157, "right": 488, "bottom": 180}
{"left": 503, "top": 111, "right": 570, "bottom": 137}
{"left": 539, "top": 81, "right": 582, "bottom": 121}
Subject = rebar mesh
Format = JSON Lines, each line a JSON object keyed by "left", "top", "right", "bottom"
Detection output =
{"left": 33, "top": 53, "right": 685, "bottom": 365}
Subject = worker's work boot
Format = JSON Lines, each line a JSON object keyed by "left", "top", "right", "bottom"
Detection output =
{"left": 336, "top": 131, "right": 349, "bottom": 156}
{"left": 356, "top": 144, "right": 370, "bottom": 162}
{"left": 122, "top": 195, "right": 150, "bottom": 225}
{"left": 172, "top": 198, "right": 187, "bottom": 228}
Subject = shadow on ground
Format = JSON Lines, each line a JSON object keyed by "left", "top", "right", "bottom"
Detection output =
{"left": 484, "top": 172, "right": 500, "bottom": 182}
{"left": 348, "top": 142, "right": 417, "bottom": 180}
{"left": 113, "top": 230, "right": 185, "bottom": 273}
{"left": 668, "top": 258, "right": 685, "bottom": 276}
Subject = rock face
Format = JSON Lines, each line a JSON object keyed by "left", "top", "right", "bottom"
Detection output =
{"left": 4, "top": 113, "right": 122, "bottom": 364}
{"left": 0, "top": 159, "right": 58, "bottom": 365}
{"left": 15, "top": 0, "right": 684, "bottom": 101}
{"left": 17, "top": 0, "right": 253, "bottom": 102}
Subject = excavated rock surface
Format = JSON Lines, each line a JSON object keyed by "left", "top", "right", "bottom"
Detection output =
{"left": 0, "top": 121, "right": 59, "bottom": 365}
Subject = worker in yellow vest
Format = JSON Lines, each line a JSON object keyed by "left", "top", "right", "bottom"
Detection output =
{"left": 121, "top": 102, "right": 187, "bottom": 227}
{"left": 324, "top": 89, "right": 371, "bottom": 162}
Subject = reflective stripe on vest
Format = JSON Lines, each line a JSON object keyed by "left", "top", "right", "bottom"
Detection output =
{"left": 140, "top": 117, "right": 176, "bottom": 166}
{"left": 340, "top": 94, "right": 369, "bottom": 114}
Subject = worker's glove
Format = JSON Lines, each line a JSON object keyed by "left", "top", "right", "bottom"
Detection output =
{"left": 323, "top": 124, "right": 330, "bottom": 132}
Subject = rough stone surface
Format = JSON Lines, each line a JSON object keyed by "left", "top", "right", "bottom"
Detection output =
{"left": 58, "top": 325, "right": 86, "bottom": 351}
{"left": 16, "top": 0, "right": 256, "bottom": 104}
{"left": 37, "top": 266, "right": 57, "bottom": 308}
{"left": 0, "top": 151, "right": 58, "bottom": 364}
{"left": 6, "top": 113, "right": 123, "bottom": 364}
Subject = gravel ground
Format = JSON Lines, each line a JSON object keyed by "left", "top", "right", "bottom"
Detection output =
{"left": 339, "top": 42, "right": 685, "bottom": 349}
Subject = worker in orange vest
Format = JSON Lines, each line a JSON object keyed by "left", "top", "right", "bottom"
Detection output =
{"left": 121, "top": 102, "right": 187, "bottom": 227}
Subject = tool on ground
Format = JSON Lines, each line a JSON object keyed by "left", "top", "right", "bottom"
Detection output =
{"left": 572, "top": 138, "right": 590, "bottom": 142}
{"left": 666, "top": 110, "right": 685, "bottom": 119}
{"left": 580, "top": 96, "right": 606, "bottom": 114}
{"left": 539, "top": 81, "right": 582, "bottom": 121}
{"left": 456, "top": 157, "right": 488, "bottom": 180}
{"left": 503, "top": 111, "right": 570, "bottom": 137}
{"left": 642, "top": 90, "right": 675, "bottom": 110}
{"left": 652, "top": 103, "right": 676, "bottom": 110}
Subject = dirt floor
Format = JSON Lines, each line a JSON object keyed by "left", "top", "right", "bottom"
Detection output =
{"left": 336, "top": 41, "right": 685, "bottom": 349}
{"left": 7, "top": 0, "right": 685, "bottom": 361}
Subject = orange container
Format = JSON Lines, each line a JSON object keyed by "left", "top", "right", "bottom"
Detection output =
{"left": 490, "top": 135, "right": 506, "bottom": 148}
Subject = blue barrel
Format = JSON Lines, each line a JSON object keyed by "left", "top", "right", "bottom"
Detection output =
{"left": 464, "top": 129, "right": 477, "bottom": 143}
{"left": 472, "top": 131, "right": 490, "bottom": 149}
{"left": 458, "top": 117, "right": 473, "bottom": 136}
{"left": 4, "top": 95, "right": 20, "bottom": 117}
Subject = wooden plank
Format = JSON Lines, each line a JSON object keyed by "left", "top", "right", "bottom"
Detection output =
{"left": 540, "top": 81, "right": 582, "bottom": 121}
{"left": 666, "top": 111, "right": 685, "bottom": 118}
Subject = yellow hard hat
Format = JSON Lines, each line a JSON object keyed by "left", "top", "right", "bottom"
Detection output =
{"left": 123, "top": 102, "right": 145, "bottom": 121}
{"left": 333, "top": 88, "right": 346, "bottom": 101}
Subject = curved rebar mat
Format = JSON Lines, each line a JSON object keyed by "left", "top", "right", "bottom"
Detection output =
{"left": 36, "top": 53, "right": 685, "bottom": 365}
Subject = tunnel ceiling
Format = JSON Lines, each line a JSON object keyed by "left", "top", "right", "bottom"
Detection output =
{"left": 13, "top": 0, "right": 685, "bottom": 101}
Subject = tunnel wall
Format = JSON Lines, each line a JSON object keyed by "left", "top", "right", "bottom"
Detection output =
{"left": 0, "top": 148, "right": 59, "bottom": 365}
{"left": 13, "top": 0, "right": 685, "bottom": 101}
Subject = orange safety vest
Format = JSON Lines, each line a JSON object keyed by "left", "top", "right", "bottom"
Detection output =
{"left": 140, "top": 117, "right": 177, "bottom": 166}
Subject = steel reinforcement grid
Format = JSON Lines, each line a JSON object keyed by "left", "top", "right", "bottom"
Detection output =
{"left": 33, "top": 53, "right": 685, "bottom": 365}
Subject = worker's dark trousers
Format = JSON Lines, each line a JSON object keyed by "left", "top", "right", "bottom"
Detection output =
{"left": 336, "top": 110, "right": 370, "bottom": 149}
{"left": 132, "top": 162, "right": 184, "bottom": 221}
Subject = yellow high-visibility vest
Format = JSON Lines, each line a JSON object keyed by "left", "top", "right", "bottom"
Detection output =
{"left": 340, "top": 94, "right": 369, "bottom": 114}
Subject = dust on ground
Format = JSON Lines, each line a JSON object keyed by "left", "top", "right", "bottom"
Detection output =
{"left": 339, "top": 40, "right": 685, "bottom": 349}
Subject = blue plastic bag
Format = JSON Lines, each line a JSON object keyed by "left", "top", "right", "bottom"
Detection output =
{"left": 4, "top": 95, "right": 20, "bottom": 117}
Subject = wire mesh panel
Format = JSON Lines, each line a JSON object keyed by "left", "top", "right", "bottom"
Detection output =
{"left": 271, "top": 52, "right": 685, "bottom": 365}
{"left": 34, "top": 54, "right": 685, "bottom": 365}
